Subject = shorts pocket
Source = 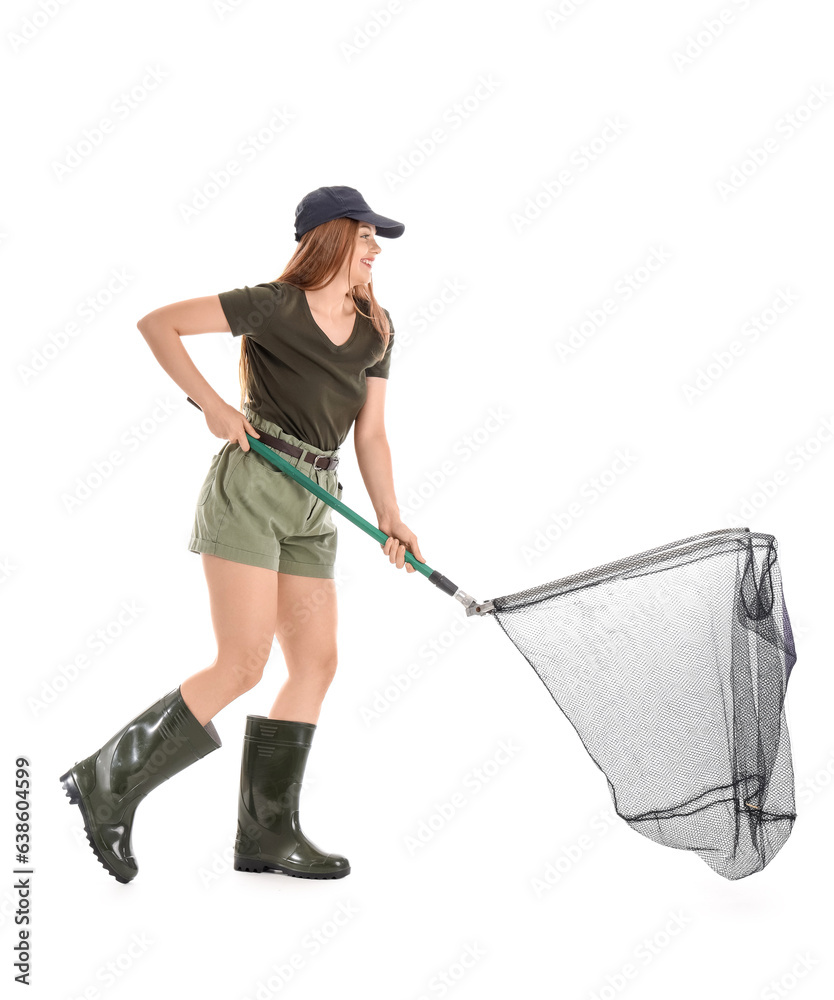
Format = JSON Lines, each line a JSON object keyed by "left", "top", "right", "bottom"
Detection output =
{"left": 337, "top": 481, "right": 344, "bottom": 499}
{"left": 197, "top": 452, "right": 222, "bottom": 506}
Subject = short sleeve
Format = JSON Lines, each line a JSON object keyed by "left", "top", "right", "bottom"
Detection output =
{"left": 218, "top": 282, "right": 284, "bottom": 339}
{"left": 365, "top": 310, "right": 395, "bottom": 379}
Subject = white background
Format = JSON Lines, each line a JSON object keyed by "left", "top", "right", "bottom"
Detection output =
{"left": 3, "top": 0, "right": 832, "bottom": 997}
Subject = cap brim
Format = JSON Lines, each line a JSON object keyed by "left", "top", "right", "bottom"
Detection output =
{"left": 349, "top": 212, "right": 405, "bottom": 239}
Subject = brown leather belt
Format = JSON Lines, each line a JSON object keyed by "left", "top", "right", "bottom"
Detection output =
{"left": 253, "top": 427, "right": 339, "bottom": 472}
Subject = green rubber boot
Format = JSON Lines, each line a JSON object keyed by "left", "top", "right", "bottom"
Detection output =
{"left": 234, "top": 716, "right": 350, "bottom": 879}
{"left": 59, "top": 685, "right": 221, "bottom": 884}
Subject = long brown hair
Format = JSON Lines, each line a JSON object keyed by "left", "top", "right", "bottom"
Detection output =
{"left": 238, "top": 217, "right": 392, "bottom": 410}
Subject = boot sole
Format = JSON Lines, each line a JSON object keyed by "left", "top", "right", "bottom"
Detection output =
{"left": 59, "top": 770, "right": 133, "bottom": 885}
{"left": 234, "top": 856, "right": 350, "bottom": 879}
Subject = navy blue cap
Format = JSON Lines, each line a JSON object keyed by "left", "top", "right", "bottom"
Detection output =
{"left": 294, "top": 186, "right": 404, "bottom": 242}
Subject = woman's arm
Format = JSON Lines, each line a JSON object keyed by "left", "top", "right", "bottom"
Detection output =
{"left": 355, "top": 433, "right": 401, "bottom": 521}
{"left": 354, "top": 378, "right": 399, "bottom": 519}
{"left": 136, "top": 295, "right": 260, "bottom": 450}
{"left": 136, "top": 295, "right": 228, "bottom": 412}
{"left": 355, "top": 378, "right": 424, "bottom": 572}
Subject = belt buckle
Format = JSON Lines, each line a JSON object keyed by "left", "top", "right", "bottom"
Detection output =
{"left": 308, "top": 452, "right": 338, "bottom": 472}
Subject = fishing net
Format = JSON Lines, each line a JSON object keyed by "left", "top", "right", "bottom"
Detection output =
{"left": 488, "top": 528, "right": 797, "bottom": 880}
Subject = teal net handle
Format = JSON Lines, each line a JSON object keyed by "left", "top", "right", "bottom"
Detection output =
{"left": 186, "top": 397, "right": 468, "bottom": 602}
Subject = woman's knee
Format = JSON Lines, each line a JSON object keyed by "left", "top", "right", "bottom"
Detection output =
{"left": 216, "top": 642, "right": 273, "bottom": 692}
{"left": 318, "top": 655, "right": 338, "bottom": 687}
{"left": 288, "top": 654, "right": 338, "bottom": 689}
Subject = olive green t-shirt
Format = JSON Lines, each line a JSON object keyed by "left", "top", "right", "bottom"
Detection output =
{"left": 218, "top": 280, "right": 394, "bottom": 451}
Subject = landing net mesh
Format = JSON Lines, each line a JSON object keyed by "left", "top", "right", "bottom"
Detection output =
{"left": 490, "top": 528, "right": 797, "bottom": 880}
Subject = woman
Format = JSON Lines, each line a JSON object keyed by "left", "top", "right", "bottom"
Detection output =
{"left": 59, "top": 186, "right": 424, "bottom": 884}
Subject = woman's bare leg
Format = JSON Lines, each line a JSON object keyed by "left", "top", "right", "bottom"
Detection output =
{"left": 269, "top": 573, "right": 338, "bottom": 724}
{"left": 180, "top": 554, "right": 278, "bottom": 725}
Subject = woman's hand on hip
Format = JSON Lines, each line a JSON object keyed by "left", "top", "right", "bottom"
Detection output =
{"left": 204, "top": 400, "right": 260, "bottom": 451}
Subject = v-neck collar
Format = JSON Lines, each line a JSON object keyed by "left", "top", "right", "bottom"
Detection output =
{"left": 299, "top": 286, "right": 360, "bottom": 352}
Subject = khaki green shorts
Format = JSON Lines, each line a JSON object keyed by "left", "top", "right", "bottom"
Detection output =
{"left": 188, "top": 406, "right": 343, "bottom": 578}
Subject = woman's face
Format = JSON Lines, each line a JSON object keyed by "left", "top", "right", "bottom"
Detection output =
{"left": 350, "top": 223, "right": 381, "bottom": 287}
